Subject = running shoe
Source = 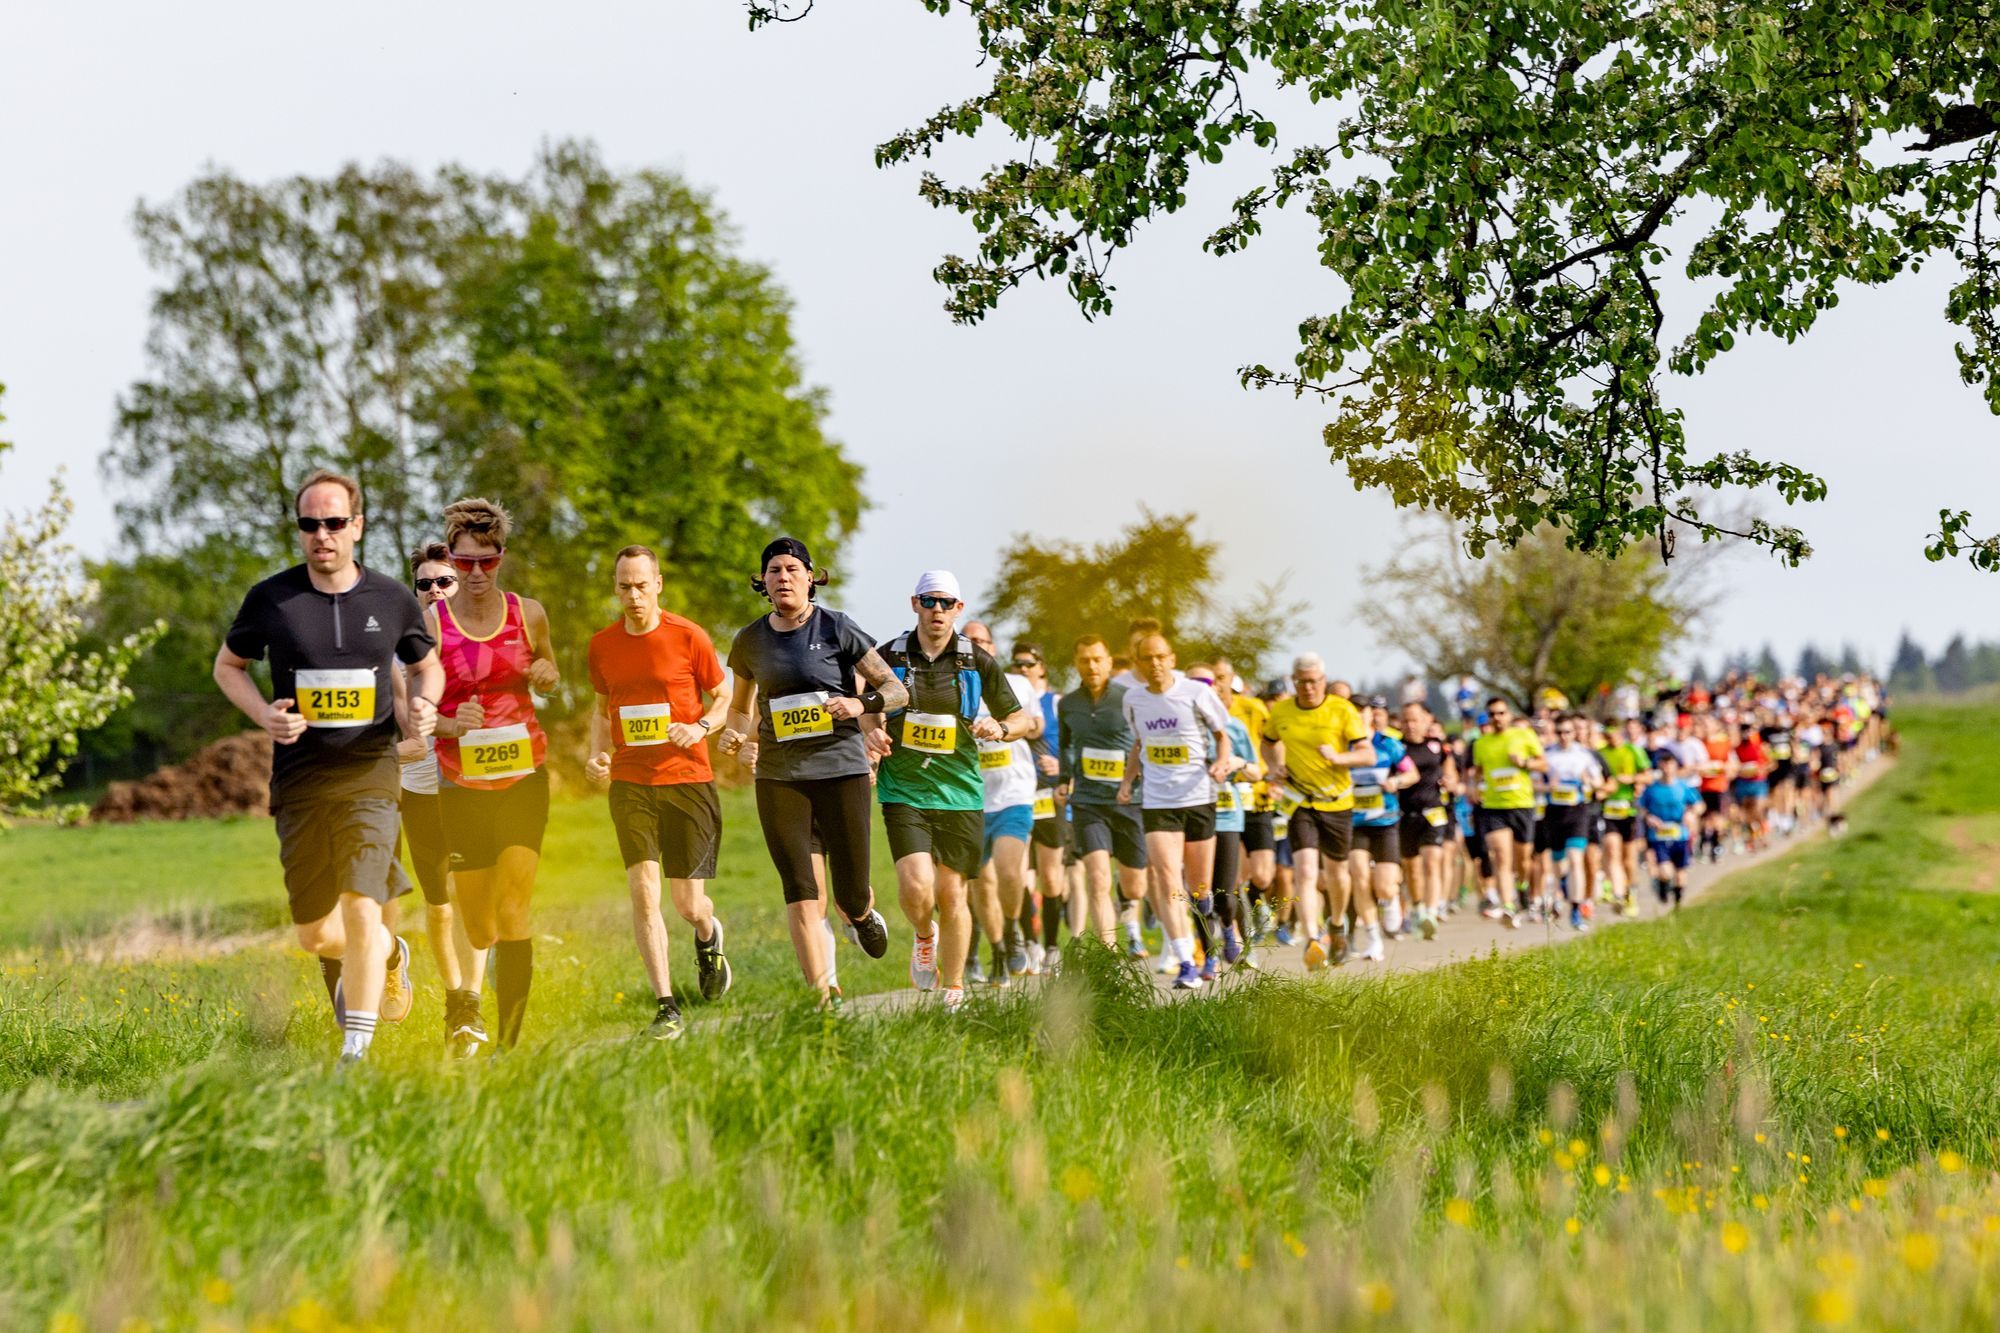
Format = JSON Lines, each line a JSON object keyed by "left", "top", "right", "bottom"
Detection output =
{"left": 991, "top": 943, "right": 1013, "bottom": 990}
{"left": 1172, "top": 961, "right": 1204, "bottom": 990}
{"left": 649, "top": 999, "right": 686, "bottom": 1042}
{"left": 1025, "top": 941, "right": 1046, "bottom": 975}
{"left": 967, "top": 952, "right": 988, "bottom": 986}
{"left": 1222, "top": 926, "right": 1244, "bottom": 966}
{"left": 1569, "top": 903, "right": 1583, "bottom": 931}
{"left": 1125, "top": 935, "right": 1150, "bottom": 960}
{"left": 941, "top": 985, "right": 966, "bottom": 1014}
{"left": 821, "top": 985, "right": 845, "bottom": 1013}
{"left": 1253, "top": 901, "right": 1275, "bottom": 941}
{"left": 844, "top": 908, "right": 890, "bottom": 959}
{"left": 380, "top": 936, "right": 413, "bottom": 1023}
{"left": 337, "top": 1050, "right": 364, "bottom": 1070}
{"left": 1419, "top": 908, "right": 1438, "bottom": 941}
{"left": 1199, "top": 954, "right": 1218, "bottom": 983}
{"left": 1329, "top": 928, "right": 1350, "bottom": 966}
{"left": 695, "top": 917, "right": 733, "bottom": 1001}
{"left": 1381, "top": 899, "right": 1403, "bottom": 936}
{"left": 447, "top": 993, "right": 488, "bottom": 1061}
{"left": 1357, "top": 925, "right": 1385, "bottom": 963}
{"left": 1275, "top": 924, "right": 1295, "bottom": 947}
{"left": 1479, "top": 903, "right": 1504, "bottom": 921}
{"left": 1007, "top": 940, "right": 1031, "bottom": 978}
{"left": 909, "top": 930, "right": 939, "bottom": 992}
{"left": 1154, "top": 950, "right": 1179, "bottom": 976}
{"left": 1302, "top": 934, "right": 1327, "bottom": 970}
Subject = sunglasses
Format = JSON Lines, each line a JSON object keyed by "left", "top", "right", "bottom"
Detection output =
{"left": 1188, "top": 675, "right": 1215, "bottom": 686}
{"left": 296, "top": 515, "right": 356, "bottom": 533}
{"left": 414, "top": 575, "right": 457, "bottom": 593}
{"left": 450, "top": 553, "right": 503, "bottom": 572}
{"left": 1011, "top": 658, "right": 1040, "bottom": 671}
{"left": 917, "top": 595, "right": 959, "bottom": 610}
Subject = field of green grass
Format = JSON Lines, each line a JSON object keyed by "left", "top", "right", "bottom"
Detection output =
{"left": 5, "top": 703, "right": 2000, "bottom": 1330}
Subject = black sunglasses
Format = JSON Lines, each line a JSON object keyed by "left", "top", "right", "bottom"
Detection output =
{"left": 917, "top": 595, "right": 959, "bottom": 610}
{"left": 297, "top": 515, "right": 356, "bottom": 533}
{"left": 1011, "top": 658, "right": 1040, "bottom": 671}
{"left": 414, "top": 575, "right": 457, "bottom": 593}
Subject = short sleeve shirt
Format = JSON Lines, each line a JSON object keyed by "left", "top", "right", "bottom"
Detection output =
{"left": 725, "top": 606, "right": 876, "bottom": 783}
{"left": 877, "top": 632, "right": 1021, "bottom": 811}
{"left": 1352, "top": 731, "right": 1409, "bottom": 828}
{"left": 1470, "top": 727, "right": 1544, "bottom": 810}
{"left": 979, "top": 673, "right": 1041, "bottom": 812}
{"left": 588, "top": 612, "right": 726, "bottom": 786}
{"left": 1264, "top": 695, "right": 1372, "bottom": 811}
{"left": 1122, "top": 676, "right": 1230, "bottom": 809}
{"left": 224, "top": 564, "right": 434, "bottom": 808}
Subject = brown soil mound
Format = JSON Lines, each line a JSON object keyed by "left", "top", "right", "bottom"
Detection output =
{"left": 91, "top": 731, "right": 273, "bottom": 823}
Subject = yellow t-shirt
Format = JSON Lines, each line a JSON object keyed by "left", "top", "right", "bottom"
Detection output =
{"left": 1228, "top": 693, "right": 1273, "bottom": 809}
{"left": 1471, "top": 726, "right": 1544, "bottom": 810}
{"left": 1264, "top": 695, "right": 1371, "bottom": 811}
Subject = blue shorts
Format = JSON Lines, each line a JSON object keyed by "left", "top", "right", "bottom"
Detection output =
{"left": 1275, "top": 838, "right": 1294, "bottom": 869}
{"left": 1648, "top": 839, "right": 1691, "bottom": 870}
{"left": 1732, "top": 780, "right": 1769, "bottom": 800}
{"left": 982, "top": 804, "right": 1035, "bottom": 859}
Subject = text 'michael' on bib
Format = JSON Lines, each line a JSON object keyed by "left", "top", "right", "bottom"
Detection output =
{"left": 295, "top": 669, "right": 375, "bottom": 729}
{"left": 460, "top": 723, "right": 536, "bottom": 781}
{"left": 903, "top": 711, "right": 957, "bottom": 755}
{"left": 618, "top": 702, "right": 674, "bottom": 747}
{"left": 772, "top": 691, "right": 832, "bottom": 742}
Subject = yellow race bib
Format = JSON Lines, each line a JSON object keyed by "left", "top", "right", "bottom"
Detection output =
{"left": 1032, "top": 793, "right": 1056, "bottom": 820}
{"left": 978, "top": 743, "right": 1013, "bottom": 771}
{"left": 1216, "top": 785, "right": 1238, "bottom": 812}
{"left": 903, "top": 711, "right": 957, "bottom": 755}
{"left": 295, "top": 669, "right": 375, "bottom": 729}
{"left": 1080, "top": 747, "right": 1126, "bottom": 782}
{"left": 1549, "top": 785, "right": 1583, "bottom": 806}
{"left": 460, "top": 724, "right": 535, "bottom": 781}
{"left": 618, "top": 702, "right": 674, "bottom": 747}
{"left": 1353, "top": 785, "right": 1384, "bottom": 811}
{"left": 1423, "top": 805, "right": 1448, "bottom": 828}
{"left": 1656, "top": 822, "right": 1684, "bottom": 841}
{"left": 1144, "top": 742, "right": 1191, "bottom": 768}
{"left": 1605, "top": 798, "right": 1635, "bottom": 820}
{"left": 771, "top": 692, "right": 832, "bottom": 742}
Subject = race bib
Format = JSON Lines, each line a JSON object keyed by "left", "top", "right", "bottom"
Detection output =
{"left": 1549, "top": 784, "right": 1583, "bottom": 807}
{"left": 978, "top": 743, "right": 1014, "bottom": 771}
{"left": 903, "top": 712, "right": 957, "bottom": 755}
{"left": 1605, "top": 798, "right": 1634, "bottom": 820}
{"left": 1423, "top": 805, "right": 1448, "bottom": 828}
{"left": 1353, "top": 785, "right": 1384, "bottom": 811}
{"left": 1032, "top": 793, "right": 1056, "bottom": 820}
{"left": 771, "top": 692, "right": 833, "bottom": 742}
{"left": 295, "top": 669, "right": 374, "bottom": 729}
{"left": 1216, "top": 785, "right": 1238, "bottom": 812}
{"left": 1277, "top": 786, "right": 1304, "bottom": 817}
{"left": 1484, "top": 765, "right": 1525, "bottom": 794}
{"left": 1820, "top": 767, "right": 1839, "bottom": 783}
{"left": 1080, "top": 747, "right": 1126, "bottom": 782}
{"left": 1145, "top": 742, "right": 1191, "bottom": 767}
{"left": 460, "top": 724, "right": 535, "bottom": 781}
{"left": 1272, "top": 814, "right": 1290, "bottom": 841}
{"left": 1772, "top": 743, "right": 1792, "bottom": 760}
{"left": 618, "top": 702, "right": 674, "bottom": 747}
{"left": 1654, "top": 822, "right": 1684, "bottom": 841}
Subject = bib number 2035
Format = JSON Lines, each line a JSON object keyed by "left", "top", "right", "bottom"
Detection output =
{"left": 294, "top": 669, "right": 375, "bottom": 729}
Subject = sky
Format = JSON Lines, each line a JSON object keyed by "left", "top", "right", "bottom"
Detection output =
{"left": 3, "top": 1, "right": 1995, "bottom": 681}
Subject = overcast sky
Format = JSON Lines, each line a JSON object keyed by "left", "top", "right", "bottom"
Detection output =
{"left": 3, "top": 2, "right": 1994, "bottom": 679}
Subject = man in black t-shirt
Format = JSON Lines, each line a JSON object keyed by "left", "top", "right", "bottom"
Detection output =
{"left": 214, "top": 469, "right": 442, "bottom": 1066}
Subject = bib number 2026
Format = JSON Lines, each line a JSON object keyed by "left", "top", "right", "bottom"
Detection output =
{"left": 771, "top": 692, "right": 833, "bottom": 742}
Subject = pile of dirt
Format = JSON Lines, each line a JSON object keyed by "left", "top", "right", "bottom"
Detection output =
{"left": 92, "top": 731, "right": 272, "bottom": 823}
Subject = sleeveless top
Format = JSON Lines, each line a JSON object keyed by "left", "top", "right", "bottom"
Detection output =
{"left": 436, "top": 591, "right": 548, "bottom": 790}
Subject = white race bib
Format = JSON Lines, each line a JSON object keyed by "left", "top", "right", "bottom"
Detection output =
{"left": 295, "top": 669, "right": 375, "bottom": 729}
{"left": 618, "top": 702, "right": 674, "bottom": 747}
{"left": 902, "top": 712, "right": 957, "bottom": 755}
{"left": 460, "top": 724, "right": 535, "bottom": 781}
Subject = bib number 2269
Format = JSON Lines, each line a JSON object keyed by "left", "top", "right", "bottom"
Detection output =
{"left": 460, "top": 724, "right": 535, "bottom": 781}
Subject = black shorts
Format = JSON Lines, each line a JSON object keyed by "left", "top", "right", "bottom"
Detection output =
{"left": 1073, "top": 802, "right": 1149, "bottom": 869}
{"left": 1476, "top": 807, "right": 1535, "bottom": 845}
{"left": 441, "top": 767, "right": 551, "bottom": 871}
{"left": 1286, "top": 806, "right": 1353, "bottom": 859}
{"left": 1032, "top": 803, "right": 1065, "bottom": 849}
{"left": 1241, "top": 811, "right": 1276, "bottom": 854}
{"left": 882, "top": 802, "right": 986, "bottom": 879}
{"left": 608, "top": 780, "right": 721, "bottom": 878}
{"left": 1769, "top": 763, "right": 1799, "bottom": 788}
{"left": 1142, "top": 804, "right": 1216, "bottom": 840}
{"left": 400, "top": 788, "right": 452, "bottom": 906}
{"left": 1701, "top": 788, "right": 1732, "bottom": 814}
{"left": 1398, "top": 807, "right": 1451, "bottom": 850}
{"left": 1353, "top": 822, "right": 1400, "bottom": 862}
{"left": 1603, "top": 815, "right": 1639, "bottom": 843}
{"left": 1464, "top": 830, "right": 1488, "bottom": 870}
{"left": 1541, "top": 803, "right": 1591, "bottom": 849}
{"left": 275, "top": 793, "right": 411, "bottom": 925}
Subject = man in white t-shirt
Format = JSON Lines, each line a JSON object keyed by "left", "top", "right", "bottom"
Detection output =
{"left": 965, "top": 621, "right": 1043, "bottom": 982}
{"left": 1117, "top": 633, "right": 1234, "bottom": 991}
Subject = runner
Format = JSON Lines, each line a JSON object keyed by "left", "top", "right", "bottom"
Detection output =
{"left": 430, "top": 497, "right": 560, "bottom": 1049}
{"left": 1639, "top": 753, "right": 1703, "bottom": 909}
{"left": 1732, "top": 721, "right": 1773, "bottom": 852}
{"left": 1696, "top": 717, "right": 1736, "bottom": 863}
{"left": 213, "top": 469, "right": 440, "bottom": 1065}
{"left": 717, "top": 537, "right": 899, "bottom": 1007}
{"left": 1540, "top": 714, "right": 1608, "bottom": 931}
{"left": 867, "top": 574, "right": 1026, "bottom": 1012}
{"left": 1464, "top": 697, "right": 1546, "bottom": 928}
{"left": 584, "top": 545, "right": 733, "bottom": 1041}
{"left": 1012, "top": 643, "right": 1069, "bottom": 970}
{"left": 1346, "top": 699, "right": 1416, "bottom": 961}
{"left": 963, "top": 620, "right": 1043, "bottom": 985}
{"left": 1214, "top": 658, "right": 1278, "bottom": 945}
{"left": 1597, "top": 717, "right": 1655, "bottom": 918}
{"left": 1057, "top": 636, "right": 1152, "bottom": 951}
{"left": 1118, "top": 635, "right": 1234, "bottom": 990}
{"left": 396, "top": 542, "right": 488, "bottom": 1056}
{"left": 1260, "top": 653, "right": 1374, "bottom": 968}
{"left": 1187, "top": 664, "right": 1256, "bottom": 976}
{"left": 1396, "top": 700, "right": 1457, "bottom": 940}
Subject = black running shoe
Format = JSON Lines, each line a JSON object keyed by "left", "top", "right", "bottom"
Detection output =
{"left": 847, "top": 908, "right": 889, "bottom": 959}
{"left": 695, "top": 917, "right": 733, "bottom": 1001}
{"left": 648, "top": 999, "right": 686, "bottom": 1041}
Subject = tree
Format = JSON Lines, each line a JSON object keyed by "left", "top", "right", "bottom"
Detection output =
{"left": 1934, "top": 634, "right": 1973, "bottom": 693}
{"left": 1797, "top": 644, "right": 1833, "bottom": 682}
{"left": 0, "top": 388, "right": 163, "bottom": 819}
{"left": 980, "top": 509, "right": 1307, "bottom": 688}
{"left": 763, "top": 0, "right": 2000, "bottom": 569}
{"left": 1363, "top": 519, "right": 1702, "bottom": 712}
{"left": 1754, "top": 643, "right": 1784, "bottom": 684}
{"left": 1888, "top": 631, "right": 1933, "bottom": 696}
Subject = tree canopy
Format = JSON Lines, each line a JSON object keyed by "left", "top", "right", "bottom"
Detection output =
{"left": 759, "top": 0, "right": 2000, "bottom": 569}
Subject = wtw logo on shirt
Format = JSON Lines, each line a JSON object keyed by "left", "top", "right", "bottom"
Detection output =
{"left": 1142, "top": 717, "right": 1180, "bottom": 732}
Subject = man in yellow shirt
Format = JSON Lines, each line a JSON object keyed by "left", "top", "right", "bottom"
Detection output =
{"left": 1261, "top": 652, "right": 1375, "bottom": 969}
{"left": 1465, "top": 696, "right": 1547, "bottom": 926}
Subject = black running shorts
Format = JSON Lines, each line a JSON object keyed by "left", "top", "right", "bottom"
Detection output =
{"left": 882, "top": 802, "right": 985, "bottom": 879}
{"left": 441, "top": 768, "right": 551, "bottom": 871}
{"left": 276, "top": 793, "right": 411, "bottom": 925}
{"left": 1141, "top": 804, "right": 1217, "bottom": 840}
{"left": 1476, "top": 806, "right": 1535, "bottom": 845}
{"left": 1286, "top": 806, "right": 1353, "bottom": 859}
{"left": 1353, "top": 821, "right": 1400, "bottom": 862}
{"left": 608, "top": 779, "right": 721, "bottom": 878}
{"left": 1073, "top": 802, "right": 1149, "bottom": 870}
{"left": 1241, "top": 811, "right": 1276, "bottom": 854}
{"left": 1397, "top": 806, "right": 1450, "bottom": 851}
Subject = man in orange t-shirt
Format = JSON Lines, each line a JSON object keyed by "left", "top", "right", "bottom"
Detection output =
{"left": 586, "top": 545, "right": 733, "bottom": 1038}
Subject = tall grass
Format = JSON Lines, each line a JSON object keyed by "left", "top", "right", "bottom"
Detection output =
{"left": 4, "top": 704, "right": 1999, "bottom": 1328}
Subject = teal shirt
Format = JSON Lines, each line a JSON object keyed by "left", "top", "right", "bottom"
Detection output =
{"left": 875, "top": 630, "right": 1020, "bottom": 811}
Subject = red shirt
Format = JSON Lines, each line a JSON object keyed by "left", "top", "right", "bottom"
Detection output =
{"left": 587, "top": 612, "right": 725, "bottom": 785}
{"left": 1699, "top": 736, "right": 1732, "bottom": 793}
{"left": 1734, "top": 735, "right": 1770, "bottom": 780}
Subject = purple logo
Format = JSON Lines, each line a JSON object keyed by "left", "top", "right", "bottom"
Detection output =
{"left": 1143, "top": 717, "right": 1179, "bottom": 732}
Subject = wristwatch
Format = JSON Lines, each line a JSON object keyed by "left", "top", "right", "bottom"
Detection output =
{"left": 697, "top": 718, "right": 713, "bottom": 733}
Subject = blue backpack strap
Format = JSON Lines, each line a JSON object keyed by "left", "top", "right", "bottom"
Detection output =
{"left": 953, "top": 633, "right": 982, "bottom": 719}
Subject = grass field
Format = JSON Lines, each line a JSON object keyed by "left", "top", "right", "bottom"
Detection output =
{"left": 5, "top": 704, "right": 2000, "bottom": 1330}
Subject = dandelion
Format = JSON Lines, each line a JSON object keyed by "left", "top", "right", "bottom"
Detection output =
{"left": 1876, "top": 1129, "right": 1890, "bottom": 1142}
{"left": 1445, "top": 1197, "right": 1474, "bottom": 1227}
{"left": 1939, "top": 1151, "right": 1966, "bottom": 1173}
{"left": 1059, "top": 1164, "right": 1098, "bottom": 1203}
{"left": 1564, "top": 1216, "right": 1581, "bottom": 1236}
{"left": 1834, "top": 1126, "right": 1848, "bottom": 1141}
{"left": 1722, "top": 1222, "right": 1750, "bottom": 1254}
{"left": 1594, "top": 1164, "right": 1612, "bottom": 1187}
{"left": 1568, "top": 1138, "right": 1587, "bottom": 1158}
{"left": 1358, "top": 1279, "right": 1395, "bottom": 1315}
{"left": 1538, "top": 1129, "right": 1554, "bottom": 1146}
{"left": 1283, "top": 1233, "right": 1307, "bottom": 1258}
{"left": 1863, "top": 1179, "right": 1889, "bottom": 1199}
{"left": 1176, "top": 1255, "right": 1190, "bottom": 1270}
{"left": 1755, "top": 1133, "right": 1767, "bottom": 1144}
{"left": 1848, "top": 1198, "right": 1863, "bottom": 1212}
{"left": 202, "top": 1277, "right": 233, "bottom": 1305}
{"left": 614, "top": 991, "right": 625, "bottom": 1003}
{"left": 1753, "top": 1194, "right": 1770, "bottom": 1211}
{"left": 1235, "top": 1253, "right": 1253, "bottom": 1271}
{"left": 1901, "top": 1233, "right": 1940, "bottom": 1274}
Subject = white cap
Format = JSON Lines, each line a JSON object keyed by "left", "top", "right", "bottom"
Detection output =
{"left": 913, "top": 570, "right": 962, "bottom": 602}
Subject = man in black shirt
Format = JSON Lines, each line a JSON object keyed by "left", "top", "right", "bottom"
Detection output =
{"left": 215, "top": 469, "right": 442, "bottom": 1065}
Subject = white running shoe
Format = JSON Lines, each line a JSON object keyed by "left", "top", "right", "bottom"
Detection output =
{"left": 941, "top": 985, "right": 965, "bottom": 1013}
{"left": 1380, "top": 899, "right": 1403, "bottom": 936}
{"left": 1358, "top": 925, "right": 1386, "bottom": 962}
{"left": 1025, "top": 941, "right": 1046, "bottom": 975}
{"left": 1154, "top": 951, "right": 1179, "bottom": 976}
{"left": 909, "top": 931, "right": 938, "bottom": 992}
{"left": 1419, "top": 908, "right": 1438, "bottom": 941}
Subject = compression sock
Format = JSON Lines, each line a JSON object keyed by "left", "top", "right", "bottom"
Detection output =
{"left": 821, "top": 916, "right": 840, "bottom": 989}
{"left": 494, "top": 939, "right": 533, "bottom": 1048}
{"left": 341, "top": 1010, "right": 377, "bottom": 1060}
{"left": 319, "top": 956, "right": 342, "bottom": 1008}
{"left": 1042, "top": 896, "right": 1063, "bottom": 950}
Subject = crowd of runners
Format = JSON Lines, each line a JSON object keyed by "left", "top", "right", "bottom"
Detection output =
{"left": 216, "top": 471, "right": 1890, "bottom": 1063}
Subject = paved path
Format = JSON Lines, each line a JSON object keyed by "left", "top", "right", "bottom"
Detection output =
{"left": 854, "top": 757, "right": 1890, "bottom": 1012}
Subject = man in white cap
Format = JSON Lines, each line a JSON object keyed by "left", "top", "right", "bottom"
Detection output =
{"left": 862, "top": 571, "right": 1029, "bottom": 1012}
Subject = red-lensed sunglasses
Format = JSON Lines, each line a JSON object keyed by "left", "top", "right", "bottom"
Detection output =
{"left": 450, "top": 553, "right": 503, "bottom": 573}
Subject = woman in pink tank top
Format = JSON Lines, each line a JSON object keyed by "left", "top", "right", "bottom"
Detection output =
{"left": 431, "top": 497, "right": 561, "bottom": 1052}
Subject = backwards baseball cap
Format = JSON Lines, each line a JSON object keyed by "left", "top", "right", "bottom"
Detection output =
{"left": 913, "top": 570, "right": 962, "bottom": 602}
{"left": 760, "top": 536, "right": 813, "bottom": 570}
